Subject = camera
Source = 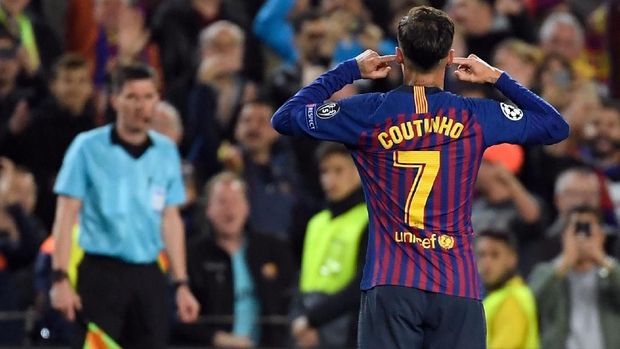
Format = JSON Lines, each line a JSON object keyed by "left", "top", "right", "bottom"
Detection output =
{"left": 569, "top": 205, "right": 599, "bottom": 237}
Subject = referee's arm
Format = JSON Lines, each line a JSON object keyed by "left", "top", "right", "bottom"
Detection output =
{"left": 162, "top": 206, "right": 201, "bottom": 322}
{"left": 50, "top": 195, "right": 82, "bottom": 320}
{"left": 162, "top": 206, "right": 188, "bottom": 283}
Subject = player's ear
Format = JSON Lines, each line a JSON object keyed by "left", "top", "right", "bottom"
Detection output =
{"left": 446, "top": 49, "right": 455, "bottom": 66}
{"left": 396, "top": 47, "right": 404, "bottom": 64}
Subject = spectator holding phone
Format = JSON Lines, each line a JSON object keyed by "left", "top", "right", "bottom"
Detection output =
{"left": 529, "top": 205, "right": 620, "bottom": 349}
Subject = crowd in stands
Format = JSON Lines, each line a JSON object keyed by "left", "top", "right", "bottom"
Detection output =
{"left": 1, "top": 0, "right": 620, "bottom": 347}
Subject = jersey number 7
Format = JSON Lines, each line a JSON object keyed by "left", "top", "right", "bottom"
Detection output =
{"left": 392, "top": 151, "right": 440, "bottom": 229}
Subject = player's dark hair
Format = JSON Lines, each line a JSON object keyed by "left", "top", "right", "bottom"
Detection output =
{"left": 50, "top": 53, "right": 89, "bottom": 81}
{"left": 292, "top": 9, "right": 324, "bottom": 34}
{"left": 397, "top": 6, "right": 454, "bottom": 72}
{"left": 316, "top": 142, "right": 350, "bottom": 163}
{"left": 477, "top": 230, "right": 518, "bottom": 252}
{"left": 111, "top": 63, "right": 158, "bottom": 94}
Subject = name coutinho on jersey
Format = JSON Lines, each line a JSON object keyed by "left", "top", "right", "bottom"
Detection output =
{"left": 378, "top": 116, "right": 465, "bottom": 150}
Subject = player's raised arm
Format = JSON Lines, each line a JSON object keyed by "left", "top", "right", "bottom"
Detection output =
{"left": 271, "top": 50, "right": 394, "bottom": 142}
{"left": 453, "top": 54, "right": 569, "bottom": 146}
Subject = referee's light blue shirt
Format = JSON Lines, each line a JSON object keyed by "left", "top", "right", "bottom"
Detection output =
{"left": 54, "top": 125, "right": 186, "bottom": 263}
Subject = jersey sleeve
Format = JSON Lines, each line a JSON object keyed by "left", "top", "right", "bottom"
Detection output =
{"left": 54, "top": 135, "right": 87, "bottom": 199}
{"left": 271, "top": 59, "right": 376, "bottom": 145}
{"left": 292, "top": 94, "right": 378, "bottom": 145}
{"left": 470, "top": 73, "right": 569, "bottom": 147}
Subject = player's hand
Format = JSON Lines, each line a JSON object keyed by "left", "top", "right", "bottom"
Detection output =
{"left": 50, "top": 279, "right": 82, "bottom": 321}
{"left": 176, "top": 284, "right": 200, "bottom": 323}
{"left": 453, "top": 54, "right": 503, "bottom": 84}
{"left": 355, "top": 49, "right": 396, "bottom": 80}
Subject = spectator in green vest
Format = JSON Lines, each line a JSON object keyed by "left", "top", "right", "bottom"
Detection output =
{"left": 291, "top": 142, "right": 368, "bottom": 348}
{"left": 476, "top": 230, "right": 540, "bottom": 349}
{"left": 0, "top": 0, "right": 60, "bottom": 76}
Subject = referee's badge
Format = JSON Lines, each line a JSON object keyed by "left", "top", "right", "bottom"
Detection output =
{"left": 317, "top": 102, "right": 340, "bottom": 119}
{"left": 151, "top": 186, "right": 166, "bottom": 212}
{"left": 500, "top": 102, "right": 524, "bottom": 121}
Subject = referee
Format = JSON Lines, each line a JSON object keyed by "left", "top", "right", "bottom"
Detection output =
{"left": 49, "top": 64, "right": 200, "bottom": 348}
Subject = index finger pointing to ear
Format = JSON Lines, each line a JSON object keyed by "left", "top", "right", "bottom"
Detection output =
{"left": 451, "top": 57, "right": 471, "bottom": 65}
{"left": 378, "top": 55, "right": 397, "bottom": 63}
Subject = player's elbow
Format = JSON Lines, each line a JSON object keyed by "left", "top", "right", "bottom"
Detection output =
{"left": 547, "top": 116, "right": 570, "bottom": 144}
{"left": 270, "top": 111, "right": 289, "bottom": 135}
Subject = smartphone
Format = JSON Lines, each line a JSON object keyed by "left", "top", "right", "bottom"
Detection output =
{"left": 575, "top": 221, "right": 591, "bottom": 237}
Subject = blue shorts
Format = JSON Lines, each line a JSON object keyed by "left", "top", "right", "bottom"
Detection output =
{"left": 358, "top": 285, "right": 486, "bottom": 349}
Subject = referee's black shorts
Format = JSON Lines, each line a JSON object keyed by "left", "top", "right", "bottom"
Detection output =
{"left": 358, "top": 285, "right": 486, "bottom": 349}
{"left": 72, "top": 254, "right": 169, "bottom": 349}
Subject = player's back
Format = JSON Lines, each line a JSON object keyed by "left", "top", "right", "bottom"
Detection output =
{"left": 271, "top": 59, "right": 568, "bottom": 300}
{"left": 349, "top": 86, "right": 485, "bottom": 299}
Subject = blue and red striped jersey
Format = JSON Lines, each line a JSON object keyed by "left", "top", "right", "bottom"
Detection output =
{"left": 272, "top": 59, "right": 568, "bottom": 300}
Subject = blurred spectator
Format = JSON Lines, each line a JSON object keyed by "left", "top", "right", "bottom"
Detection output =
{"left": 63, "top": 0, "right": 97, "bottom": 68}
{"left": 218, "top": 100, "right": 302, "bottom": 241}
{"left": 492, "top": 39, "right": 541, "bottom": 89}
{"left": 519, "top": 140, "right": 586, "bottom": 223}
{"left": 581, "top": 100, "right": 620, "bottom": 218}
{"left": 472, "top": 152, "right": 546, "bottom": 271}
{"left": 539, "top": 11, "right": 594, "bottom": 80}
{"left": 149, "top": 101, "right": 199, "bottom": 236}
{"left": 476, "top": 230, "right": 540, "bottom": 349}
{"left": 534, "top": 53, "right": 601, "bottom": 145}
{"left": 151, "top": 100, "right": 183, "bottom": 146}
{"left": 0, "top": 29, "right": 31, "bottom": 137}
{"left": 253, "top": 0, "right": 310, "bottom": 66}
{"left": 176, "top": 172, "right": 294, "bottom": 348}
{"left": 0, "top": 0, "right": 61, "bottom": 76}
{"left": 529, "top": 206, "right": 620, "bottom": 349}
{"left": 519, "top": 54, "right": 594, "bottom": 214}
{"left": 187, "top": 20, "right": 256, "bottom": 157}
{"left": 1, "top": 54, "right": 96, "bottom": 230}
{"left": 290, "top": 143, "right": 368, "bottom": 348}
{"left": 152, "top": 0, "right": 262, "bottom": 111}
{"left": 187, "top": 21, "right": 257, "bottom": 184}
{"left": 582, "top": 3, "right": 608, "bottom": 84}
{"left": 524, "top": 167, "right": 618, "bottom": 276}
{"left": 448, "top": 0, "right": 536, "bottom": 62}
{"left": 268, "top": 10, "right": 332, "bottom": 107}
{"left": 325, "top": 4, "right": 393, "bottom": 63}
{"left": 267, "top": 10, "right": 333, "bottom": 202}
{"left": 536, "top": 54, "right": 577, "bottom": 112}
{"left": 0, "top": 158, "right": 45, "bottom": 345}
{"left": 87, "top": 0, "right": 164, "bottom": 120}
